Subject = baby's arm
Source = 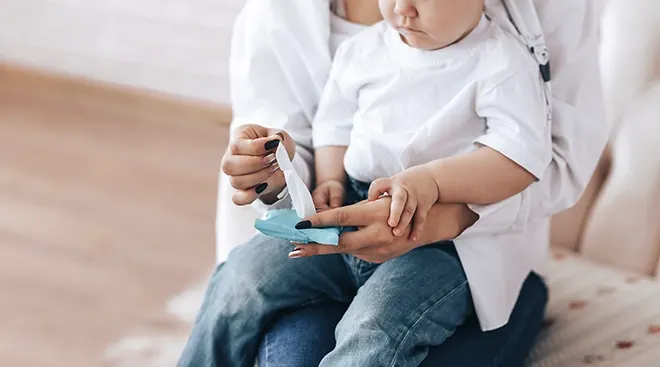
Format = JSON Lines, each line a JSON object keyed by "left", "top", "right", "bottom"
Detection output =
{"left": 313, "top": 147, "right": 348, "bottom": 210}
{"left": 368, "top": 147, "right": 538, "bottom": 240}
{"left": 426, "top": 147, "right": 536, "bottom": 205}
{"left": 370, "top": 67, "right": 551, "bottom": 240}
{"left": 311, "top": 43, "right": 360, "bottom": 210}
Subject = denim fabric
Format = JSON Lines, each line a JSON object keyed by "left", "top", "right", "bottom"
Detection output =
{"left": 178, "top": 178, "right": 473, "bottom": 366}
{"left": 259, "top": 272, "right": 548, "bottom": 367}
{"left": 178, "top": 234, "right": 472, "bottom": 367}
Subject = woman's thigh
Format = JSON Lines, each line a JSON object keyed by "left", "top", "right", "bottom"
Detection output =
{"left": 257, "top": 272, "right": 548, "bottom": 367}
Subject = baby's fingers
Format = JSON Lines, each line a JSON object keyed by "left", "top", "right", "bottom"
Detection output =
{"left": 329, "top": 185, "right": 344, "bottom": 209}
{"left": 368, "top": 178, "right": 392, "bottom": 202}
{"left": 388, "top": 186, "right": 408, "bottom": 228}
{"left": 312, "top": 188, "right": 331, "bottom": 211}
{"left": 392, "top": 191, "right": 415, "bottom": 236}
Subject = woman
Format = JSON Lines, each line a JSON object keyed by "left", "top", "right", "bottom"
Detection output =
{"left": 207, "top": 0, "right": 606, "bottom": 365}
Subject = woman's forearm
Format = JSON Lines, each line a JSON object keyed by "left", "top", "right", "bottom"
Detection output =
{"left": 416, "top": 203, "right": 479, "bottom": 245}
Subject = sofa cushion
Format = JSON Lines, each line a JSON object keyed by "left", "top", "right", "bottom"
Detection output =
{"left": 528, "top": 248, "right": 660, "bottom": 366}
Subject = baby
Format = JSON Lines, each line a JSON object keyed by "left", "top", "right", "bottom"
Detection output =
{"left": 312, "top": 0, "right": 550, "bottom": 242}
{"left": 180, "top": 1, "right": 550, "bottom": 366}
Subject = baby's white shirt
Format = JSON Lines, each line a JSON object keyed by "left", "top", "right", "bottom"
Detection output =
{"left": 313, "top": 15, "right": 551, "bottom": 183}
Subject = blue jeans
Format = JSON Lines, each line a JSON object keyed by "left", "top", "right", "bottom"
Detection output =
{"left": 259, "top": 272, "right": 548, "bottom": 367}
{"left": 179, "top": 234, "right": 473, "bottom": 367}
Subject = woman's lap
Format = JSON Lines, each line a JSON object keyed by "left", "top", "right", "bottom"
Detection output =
{"left": 258, "top": 272, "right": 548, "bottom": 367}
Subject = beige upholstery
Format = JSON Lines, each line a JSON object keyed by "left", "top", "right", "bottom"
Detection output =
{"left": 533, "top": 2, "right": 660, "bottom": 364}
{"left": 549, "top": 0, "right": 660, "bottom": 277}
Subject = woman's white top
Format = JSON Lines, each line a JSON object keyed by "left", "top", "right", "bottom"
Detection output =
{"left": 220, "top": 0, "right": 608, "bottom": 331}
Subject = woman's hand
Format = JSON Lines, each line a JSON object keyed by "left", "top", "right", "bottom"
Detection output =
{"left": 221, "top": 124, "right": 296, "bottom": 205}
{"left": 291, "top": 197, "right": 478, "bottom": 263}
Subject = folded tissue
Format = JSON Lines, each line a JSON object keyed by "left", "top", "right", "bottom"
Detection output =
{"left": 254, "top": 144, "right": 346, "bottom": 245}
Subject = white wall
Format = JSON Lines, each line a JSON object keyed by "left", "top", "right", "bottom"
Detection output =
{"left": 0, "top": 0, "right": 244, "bottom": 104}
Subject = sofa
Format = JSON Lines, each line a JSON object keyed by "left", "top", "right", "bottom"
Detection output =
{"left": 527, "top": 1, "right": 660, "bottom": 365}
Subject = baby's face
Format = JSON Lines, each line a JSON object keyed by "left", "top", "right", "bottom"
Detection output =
{"left": 379, "top": 0, "right": 484, "bottom": 50}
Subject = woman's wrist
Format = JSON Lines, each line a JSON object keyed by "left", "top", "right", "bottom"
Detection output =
{"left": 416, "top": 203, "right": 479, "bottom": 245}
{"left": 457, "top": 203, "right": 479, "bottom": 236}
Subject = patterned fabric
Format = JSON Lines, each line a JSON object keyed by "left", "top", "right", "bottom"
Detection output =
{"left": 528, "top": 249, "right": 660, "bottom": 366}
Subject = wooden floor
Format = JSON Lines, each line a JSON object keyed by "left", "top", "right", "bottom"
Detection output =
{"left": 0, "top": 65, "right": 229, "bottom": 367}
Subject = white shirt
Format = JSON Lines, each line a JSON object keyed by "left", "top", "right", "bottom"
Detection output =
{"left": 220, "top": 0, "right": 608, "bottom": 331}
{"left": 313, "top": 16, "right": 551, "bottom": 185}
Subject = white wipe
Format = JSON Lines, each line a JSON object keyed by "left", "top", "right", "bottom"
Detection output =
{"left": 275, "top": 144, "right": 316, "bottom": 218}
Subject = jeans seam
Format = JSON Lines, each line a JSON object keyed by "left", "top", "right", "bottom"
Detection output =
{"left": 262, "top": 325, "right": 271, "bottom": 367}
{"left": 389, "top": 280, "right": 469, "bottom": 367}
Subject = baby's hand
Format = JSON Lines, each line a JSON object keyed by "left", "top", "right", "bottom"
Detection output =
{"left": 368, "top": 165, "right": 438, "bottom": 241}
{"left": 312, "top": 180, "right": 345, "bottom": 212}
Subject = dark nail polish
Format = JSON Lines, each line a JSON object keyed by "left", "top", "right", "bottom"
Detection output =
{"left": 255, "top": 183, "right": 268, "bottom": 194}
{"left": 295, "top": 220, "right": 312, "bottom": 230}
{"left": 264, "top": 140, "right": 280, "bottom": 151}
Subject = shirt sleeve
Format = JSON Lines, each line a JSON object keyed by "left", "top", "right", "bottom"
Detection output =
{"left": 228, "top": 0, "right": 331, "bottom": 212}
{"left": 475, "top": 68, "right": 552, "bottom": 180}
{"left": 457, "top": 1, "right": 608, "bottom": 237}
{"left": 312, "top": 44, "right": 359, "bottom": 148}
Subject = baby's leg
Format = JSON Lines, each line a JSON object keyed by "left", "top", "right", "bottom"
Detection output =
{"left": 178, "top": 234, "right": 354, "bottom": 367}
{"left": 320, "top": 243, "right": 473, "bottom": 367}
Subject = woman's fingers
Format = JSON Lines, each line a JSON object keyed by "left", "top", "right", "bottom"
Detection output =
{"left": 368, "top": 178, "right": 392, "bottom": 202}
{"left": 393, "top": 196, "right": 416, "bottom": 237}
{"left": 229, "top": 124, "right": 283, "bottom": 156}
{"left": 222, "top": 152, "right": 276, "bottom": 176}
{"left": 409, "top": 204, "right": 431, "bottom": 242}
{"left": 288, "top": 229, "right": 368, "bottom": 258}
{"left": 230, "top": 136, "right": 279, "bottom": 156}
{"left": 229, "top": 165, "right": 277, "bottom": 190}
{"left": 297, "top": 202, "right": 378, "bottom": 229}
{"left": 231, "top": 169, "right": 285, "bottom": 206}
{"left": 232, "top": 189, "right": 259, "bottom": 206}
{"left": 288, "top": 243, "right": 341, "bottom": 258}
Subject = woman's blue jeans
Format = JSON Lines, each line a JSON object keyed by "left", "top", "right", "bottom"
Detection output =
{"left": 258, "top": 272, "right": 547, "bottom": 367}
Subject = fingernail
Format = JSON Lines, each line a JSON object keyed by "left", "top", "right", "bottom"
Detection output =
{"left": 288, "top": 248, "right": 305, "bottom": 258}
{"left": 264, "top": 140, "right": 280, "bottom": 151}
{"left": 295, "top": 220, "right": 312, "bottom": 230}
{"left": 255, "top": 183, "right": 268, "bottom": 194}
{"left": 262, "top": 153, "right": 276, "bottom": 165}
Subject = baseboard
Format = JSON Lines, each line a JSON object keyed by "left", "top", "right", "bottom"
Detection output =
{"left": 0, "top": 62, "right": 232, "bottom": 126}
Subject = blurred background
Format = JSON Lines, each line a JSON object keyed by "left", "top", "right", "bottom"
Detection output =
{"left": 0, "top": 1, "right": 243, "bottom": 366}
{"left": 0, "top": 1, "right": 659, "bottom": 367}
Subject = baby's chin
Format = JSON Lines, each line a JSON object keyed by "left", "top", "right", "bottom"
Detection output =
{"left": 402, "top": 34, "right": 451, "bottom": 51}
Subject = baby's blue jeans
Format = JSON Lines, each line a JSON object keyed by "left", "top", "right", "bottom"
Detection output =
{"left": 178, "top": 179, "right": 473, "bottom": 367}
